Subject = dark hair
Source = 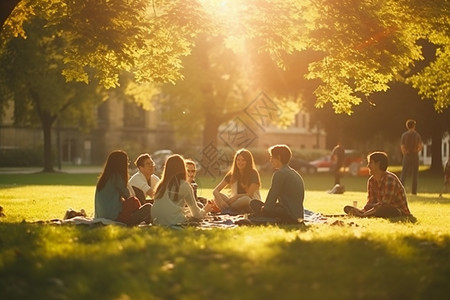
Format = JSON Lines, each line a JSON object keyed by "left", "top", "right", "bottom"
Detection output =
{"left": 269, "top": 144, "right": 292, "bottom": 164}
{"left": 227, "top": 149, "right": 260, "bottom": 188}
{"left": 368, "top": 151, "right": 389, "bottom": 171}
{"left": 134, "top": 153, "right": 152, "bottom": 168}
{"left": 406, "top": 119, "right": 416, "bottom": 129}
{"left": 154, "top": 154, "right": 187, "bottom": 202}
{"left": 96, "top": 150, "right": 129, "bottom": 190}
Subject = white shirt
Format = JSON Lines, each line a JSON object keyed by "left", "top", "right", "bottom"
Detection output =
{"left": 128, "top": 171, "right": 160, "bottom": 196}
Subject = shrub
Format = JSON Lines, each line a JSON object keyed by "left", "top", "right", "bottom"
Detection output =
{"left": 0, "top": 147, "right": 44, "bottom": 167}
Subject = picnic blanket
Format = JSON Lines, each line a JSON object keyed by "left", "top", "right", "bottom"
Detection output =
{"left": 178, "top": 209, "right": 353, "bottom": 229}
{"left": 28, "top": 209, "right": 356, "bottom": 228}
{"left": 29, "top": 217, "right": 126, "bottom": 226}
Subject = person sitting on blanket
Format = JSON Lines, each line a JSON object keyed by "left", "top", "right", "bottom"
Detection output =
{"left": 129, "top": 153, "right": 160, "bottom": 205}
{"left": 185, "top": 159, "right": 211, "bottom": 208}
{"left": 250, "top": 144, "right": 305, "bottom": 224}
{"left": 95, "top": 150, "right": 152, "bottom": 226}
{"left": 343, "top": 151, "right": 412, "bottom": 218}
{"left": 212, "top": 148, "right": 262, "bottom": 214}
{"left": 152, "top": 154, "right": 214, "bottom": 226}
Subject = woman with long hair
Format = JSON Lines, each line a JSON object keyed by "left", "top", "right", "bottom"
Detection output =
{"left": 95, "top": 150, "right": 151, "bottom": 225}
{"left": 212, "top": 148, "right": 261, "bottom": 214}
{"left": 152, "top": 154, "right": 213, "bottom": 225}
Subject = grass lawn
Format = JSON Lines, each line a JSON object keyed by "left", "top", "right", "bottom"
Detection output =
{"left": 0, "top": 169, "right": 449, "bottom": 299}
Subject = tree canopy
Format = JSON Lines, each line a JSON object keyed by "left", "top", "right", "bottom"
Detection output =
{"left": 2, "top": 0, "right": 449, "bottom": 114}
{"left": 0, "top": 14, "right": 105, "bottom": 171}
{"left": 1, "top": 0, "right": 449, "bottom": 172}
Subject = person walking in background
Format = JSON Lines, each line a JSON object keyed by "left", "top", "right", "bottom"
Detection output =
{"left": 212, "top": 148, "right": 262, "bottom": 214}
{"left": 331, "top": 142, "right": 345, "bottom": 185}
{"left": 400, "top": 119, "right": 423, "bottom": 195}
{"left": 95, "top": 150, "right": 152, "bottom": 226}
{"left": 250, "top": 144, "right": 305, "bottom": 224}
{"left": 151, "top": 154, "right": 213, "bottom": 226}
{"left": 439, "top": 158, "right": 450, "bottom": 198}
{"left": 129, "top": 153, "right": 160, "bottom": 205}
{"left": 344, "top": 151, "right": 411, "bottom": 218}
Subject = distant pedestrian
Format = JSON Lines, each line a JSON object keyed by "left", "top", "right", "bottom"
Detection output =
{"left": 331, "top": 142, "right": 345, "bottom": 185}
{"left": 400, "top": 119, "right": 423, "bottom": 195}
{"left": 439, "top": 158, "right": 450, "bottom": 198}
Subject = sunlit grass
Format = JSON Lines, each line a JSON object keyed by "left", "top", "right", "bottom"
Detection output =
{"left": 1, "top": 172, "right": 450, "bottom": 299}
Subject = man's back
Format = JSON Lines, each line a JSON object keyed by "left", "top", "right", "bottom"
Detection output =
{"left": 401, "top": 130, "right": 422, "bottom": 155}
{"left": 265, "top": 165, "right": 305, "bottom": 220}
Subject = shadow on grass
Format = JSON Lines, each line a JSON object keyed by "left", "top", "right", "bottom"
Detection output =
{"left": 0, "top": 223, "right": 449, "bottom": 300}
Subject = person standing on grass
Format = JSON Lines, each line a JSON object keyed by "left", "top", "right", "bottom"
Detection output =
{"left": 439, "top": 158, "right": 450, "bottom": 198}
{"left": 151, "top": 154, "right": 213, "bottom": 226}
{"left": 344, "top": 151, "right": 412, "bottom": 218}
{"left": 129, "top": 153, "right": 160, "bottom": 205}
{"left": 250, "top": 144, "right": 305, "bottom": 224}
{"left": 400, "top": 119, "right": 423, "bottom": 195}
{"left": 331, "top": 142, "right": 345, "bottom": 186}
{"left": 212, "top": 148, "right": 262, "bottom": 214}
{"left": 95, "top": 150, "right": 152, "bottom": 226}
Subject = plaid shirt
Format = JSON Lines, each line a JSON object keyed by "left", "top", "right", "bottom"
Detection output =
{"left": 365, "top": 171, "right": 411, "bottom": 216}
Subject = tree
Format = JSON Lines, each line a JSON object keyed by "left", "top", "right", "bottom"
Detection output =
{"left": 0, "top": 17, "right": 104, "bottom": 171}
{"left": 1, "top": 0, "right": 449, "bottom": 171}
{"left": 1, "top": 0, "right": 207, "bottom": 171}
{"left": 159, "top": 34, "right": 254, "bottom": 149}
{"left": 2, "top": 0, "right": 207, "bottom": 88}
{"left": 2, "top": 0, "right": 449, "bottom": 112}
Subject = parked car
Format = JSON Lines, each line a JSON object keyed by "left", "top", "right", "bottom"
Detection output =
{"left": 151, "top": 149, "right": 173, "bottom": 175}
{"left": 309, "top": 149, "right": 369, "bottom": 176}
{"left": 259, "top": 158, "right": 317, "bottom": 174}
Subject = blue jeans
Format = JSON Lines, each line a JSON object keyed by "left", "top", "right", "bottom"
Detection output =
{"left": 400, "top": 154, "right": 419, "bottom": 194}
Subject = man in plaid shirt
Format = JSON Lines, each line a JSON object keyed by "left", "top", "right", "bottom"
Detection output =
{"left": 344, "top": 151, "right": 411, "bottom": 218}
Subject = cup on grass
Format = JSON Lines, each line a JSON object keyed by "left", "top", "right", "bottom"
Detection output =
{"left": 352, "top": 201, "right": 358, "bottom": 208}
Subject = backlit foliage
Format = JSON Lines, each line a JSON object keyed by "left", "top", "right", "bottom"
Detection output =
{"left": 1, "top": 0, "right": 449, "bottom": 114}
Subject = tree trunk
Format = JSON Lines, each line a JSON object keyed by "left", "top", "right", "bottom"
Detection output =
{"left": 42, "top": 114, "right": 55, "bottom": 172}
{"left": 202, "top": 113, "right": 221, "bottom": 150}
{"left": 430, "top": 131, "right": 443, "bottom": 174}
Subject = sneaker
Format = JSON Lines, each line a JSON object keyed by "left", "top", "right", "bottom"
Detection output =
{"left": 343, "top": 205, "right": 364, "bottom": 217}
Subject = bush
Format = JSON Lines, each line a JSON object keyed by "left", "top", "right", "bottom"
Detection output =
{"left": 0, "top": 147, "right": 44, "bottom": 167}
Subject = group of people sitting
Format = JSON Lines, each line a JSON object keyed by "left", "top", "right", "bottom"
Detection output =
{"left": 94, "top": 144, "right": 413, "bottom": 226}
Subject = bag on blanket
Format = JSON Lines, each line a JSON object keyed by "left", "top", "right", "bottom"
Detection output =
{"left": 117, "top": 196, "right": 141, "bottom": 223}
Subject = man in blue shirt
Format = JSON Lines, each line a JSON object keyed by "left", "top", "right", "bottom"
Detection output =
{"left": 250, "top": 144, "right": 305, "bottom": 223}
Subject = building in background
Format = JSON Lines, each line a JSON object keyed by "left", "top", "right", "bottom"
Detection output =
{"left": 1, "top": 94, "right": 324, "bottom": 166}
{"left": 420, "top": 132, "right": 449, "bottom": 167}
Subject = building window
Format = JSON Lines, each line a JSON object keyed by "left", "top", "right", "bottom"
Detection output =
{"left": 62, "top": 138, "right": 77, "bottom": 162}
{"left": 124, "top": 102, "right": 145, "bottom": 128}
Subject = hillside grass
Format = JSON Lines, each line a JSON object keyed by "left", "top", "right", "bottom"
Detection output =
{"left": 0, "top": 170, "right": 449, "bottom": 299}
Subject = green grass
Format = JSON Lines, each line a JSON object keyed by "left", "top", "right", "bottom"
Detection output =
{"left": 1, "top": 171, "right": 449, "bottom": 299}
